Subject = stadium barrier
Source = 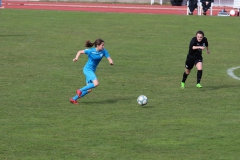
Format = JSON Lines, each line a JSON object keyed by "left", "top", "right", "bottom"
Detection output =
{"left": 233, "top": 0, "right": 240, "bottom": 9}
{"left": 2, "top": 0, "right": 168, "bottom": 5}
{"left": 214, "top": 0, "right": 233, "bottom": 6}
{"left": 1, "top": 0, "right": 236, "bottom": 7}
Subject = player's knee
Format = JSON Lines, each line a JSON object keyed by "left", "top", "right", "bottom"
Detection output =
{"left": 93, "top": 81, "right": 99, "bottom": 87}
{"left": 185, "top": 70, "right": 191, "bottom": 74}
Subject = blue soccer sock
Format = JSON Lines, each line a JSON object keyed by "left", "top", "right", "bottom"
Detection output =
{"left": 80, "top": 91, "right": 89, "bottom": 97}
{"left": 80, "top": 83, "right": 95, "bottom": 92}
{"left": 72, "top": 95, "right": 79, "bottom": 100}
{"left": 72, "top": 90, "right": 90, "bottom": 100}
{"left": 72, "top": 83, "right": 95, "bottom": 100}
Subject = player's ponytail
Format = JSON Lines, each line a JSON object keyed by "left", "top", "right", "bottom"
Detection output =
{"left": 85, "top": 39, "right": 104, "bottom": 48}
{"left": 85, "top": 40, "right": 94, "bottom": 47}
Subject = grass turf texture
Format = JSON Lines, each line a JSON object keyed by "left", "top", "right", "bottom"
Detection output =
{"left": 0, "top": 9, "right": 240, "bottom": 159}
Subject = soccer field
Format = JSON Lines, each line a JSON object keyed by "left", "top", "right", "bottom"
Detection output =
{"left": 0, "top": 9, "right": 240, "bottom": 159}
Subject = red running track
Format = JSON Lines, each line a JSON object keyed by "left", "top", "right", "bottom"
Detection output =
{"left": 1, "top": 1, "right": 232, "bottom": 16}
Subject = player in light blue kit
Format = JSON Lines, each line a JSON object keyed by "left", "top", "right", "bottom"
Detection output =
{"left": 70, "top": 39, "right": 114, "bottom": 105}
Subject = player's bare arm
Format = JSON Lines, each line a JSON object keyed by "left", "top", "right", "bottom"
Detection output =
{"left": 108, "top": 57, "right": 114, "bottom": 65}
{"left": 73, "top": 50, "right": 85, "bottom": 62}
{"left": 206, "top": 47, "right": 210, "bottom": 54}
{"left": 192, "top": 46, "right": 205, "bottom": 50}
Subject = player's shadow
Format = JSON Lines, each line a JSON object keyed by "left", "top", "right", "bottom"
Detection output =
{"left": 141, "top": 105, "right": 154, "bottom": 108}
{"left": 82, "top": 97, "right": 135, "bottom": 104}
{"left": 204, "top": 84, "right": 239, "bottom": 90}
{"left": 81, "top": 96, "right": 154, "bottom": 108}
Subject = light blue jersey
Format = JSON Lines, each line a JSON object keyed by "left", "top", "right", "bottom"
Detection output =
{"left": 84, "top": 48, "right": 110, "bottom": 71}
{"left": 83, "top": 48, "right": 110, "bottom": 83}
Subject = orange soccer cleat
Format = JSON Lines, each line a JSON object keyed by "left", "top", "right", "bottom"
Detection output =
{"left": 70, "top": 98, "right": 78, "bottom": 105}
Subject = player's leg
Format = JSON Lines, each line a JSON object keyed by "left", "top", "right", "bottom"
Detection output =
{"left": 76, "top": 70, "right": 99, "bottom": 97}
{"left": 181, "top": 58, "right": 194, "bottom": 88}
{"left": 195, "top": 58, "right": 203, "bottom": 88}
{"left": 201, "top": 1, "right": 208, "bottom": 15}
{"left": 77, "top": 79, "right": 99, "bottom": 97}
{"left": 205, "top": 1, "right": 212, "bottom": 11}
{"left": 70, "top": 71, "right": 98, "bottom": 104}
{"left": 70, "top": 83, "right": 93, "bottom": 104}
{"left": 188, "top": 0, "right": 197, "bottom": 15}
{"left": 181, "top": 68, "right": 191, "bottom": 88}
{"left": 77, "top": 81, "right": 93, "bottom": 96}
{"left": 70, "top": 82, "right": 97, "bottom": 105}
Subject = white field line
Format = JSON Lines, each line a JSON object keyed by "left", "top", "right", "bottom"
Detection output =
{"left": 227, "top": 66, "right": 240, "bottom": 80}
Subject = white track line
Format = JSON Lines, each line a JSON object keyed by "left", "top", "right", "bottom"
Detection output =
{"left": 227, "top": 66, "right": 240, "bottom": 80}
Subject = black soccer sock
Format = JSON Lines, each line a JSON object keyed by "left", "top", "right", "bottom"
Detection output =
{"left": 182, "top": 72, "right": 189, "bottom": 83}
{"left": 197, "top": 70, "right": 202, "bottom": 84}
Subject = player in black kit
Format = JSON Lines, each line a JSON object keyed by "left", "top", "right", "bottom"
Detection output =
{"left": 181, "top": 30, "right": 210, "bottom": 89}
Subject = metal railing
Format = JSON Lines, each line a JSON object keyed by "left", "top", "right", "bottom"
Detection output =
{"left": 214, "top": 0, "right": 233, "bottom": 6}
{"left": 151, "top": 0, "right": 162, "bottom": 5}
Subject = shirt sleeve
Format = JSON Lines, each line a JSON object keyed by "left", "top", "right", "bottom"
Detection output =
{"left": 84, "top": 49, "right": 91, "bottom": 55}
{"left": 104, "top": 49, "right": 110, "bottom": 58}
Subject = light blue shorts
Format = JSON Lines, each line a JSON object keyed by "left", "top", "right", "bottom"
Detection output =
{"left": 83, "top": 69, "right": 97, "bottom": 84}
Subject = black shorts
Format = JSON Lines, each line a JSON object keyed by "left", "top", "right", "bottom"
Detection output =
{"left": 185, "top": 56, "right": 203, "bottom": 70}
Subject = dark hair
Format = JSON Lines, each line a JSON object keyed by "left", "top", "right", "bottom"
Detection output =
{"left": 196, "top": 30, "right": 204, "bottom": 37}
{"left": 85, "top": 39, "right": 104, "bottom": 47}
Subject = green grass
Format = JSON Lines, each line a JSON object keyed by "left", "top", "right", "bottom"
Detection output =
{"left": 0, "top": 9, "right": 240, "bottom": 159}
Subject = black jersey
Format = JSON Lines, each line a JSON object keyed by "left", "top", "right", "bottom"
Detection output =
{"left": 188, "top": 37, "right": 208, "bottom": 58}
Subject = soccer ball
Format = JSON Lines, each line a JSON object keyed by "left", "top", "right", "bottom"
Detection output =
{"left": 137, "top": 95, "right": 148, "bottom": 106}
